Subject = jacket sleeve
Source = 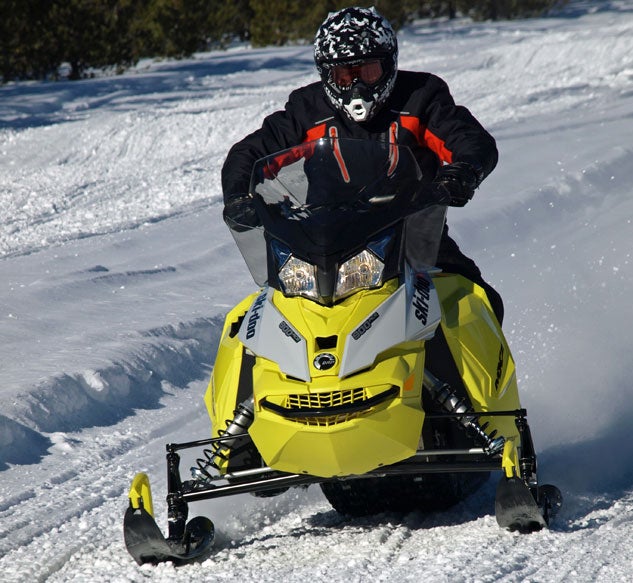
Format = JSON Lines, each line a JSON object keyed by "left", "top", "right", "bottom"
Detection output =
{"left": 422, "top": 75, "right": 498, "bottom": 180}
{"left": 221, "top": 90, "right": 308, "bottom": 201}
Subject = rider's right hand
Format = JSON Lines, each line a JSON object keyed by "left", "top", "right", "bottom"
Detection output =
{"left": 223, "top": 194, "right": 261, "bottom": 231}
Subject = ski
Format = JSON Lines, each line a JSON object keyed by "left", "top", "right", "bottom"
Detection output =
{"left": 495, "top": 477, "right": 562, "bottom": 532}
{"left": 123, "top": 472, "right": 214, "bottom": 565}
{"left": 123, "top": 504, "right": 214, "bottom": 565}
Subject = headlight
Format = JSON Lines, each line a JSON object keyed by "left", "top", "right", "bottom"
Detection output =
{"left": 334, "top": 249, "right": 384, "bottom": 300}
{"left": 278, "top": 256, "right": 319, "bottom": 300}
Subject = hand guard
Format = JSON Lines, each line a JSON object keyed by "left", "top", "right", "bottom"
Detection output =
{"left": 433, "top": 162, "right": 482, "bottom": 207}
{"left": 223, "top": 194, "right": 260, "bottom": 231}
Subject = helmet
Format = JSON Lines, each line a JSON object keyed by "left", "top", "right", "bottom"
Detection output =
{"left": 314, "top": 7, "right": 398, "bottom": 123}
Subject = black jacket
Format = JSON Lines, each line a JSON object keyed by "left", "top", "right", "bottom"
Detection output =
{"left": 222, "top": 70, "right": 498, "bottom": 199}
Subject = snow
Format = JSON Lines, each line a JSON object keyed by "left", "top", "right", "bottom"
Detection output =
{"left": 2, "top": 1, "right": 633, "bottom": 580}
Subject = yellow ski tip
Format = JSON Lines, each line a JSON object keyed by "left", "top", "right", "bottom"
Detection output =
{"left": 128, "top": 472, "right": 154, "bottom": 517}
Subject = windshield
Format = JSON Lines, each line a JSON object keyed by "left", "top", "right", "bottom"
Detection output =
{"left": 230, "top": 139, "right": 446, "bottom": 289}
{"left": 253, "top": 138, "right": 421, "bottom": 222}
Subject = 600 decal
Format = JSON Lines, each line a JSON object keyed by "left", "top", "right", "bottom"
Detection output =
{"left": 352, "top": 312, "right": 380, "bottom": 340}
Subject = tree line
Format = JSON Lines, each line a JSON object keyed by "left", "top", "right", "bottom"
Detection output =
{"left": 0, "top": 0, "right": 565, "bottom": 83}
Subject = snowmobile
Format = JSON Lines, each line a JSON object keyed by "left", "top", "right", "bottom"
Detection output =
{"left": 123, "top": 138, "right": 561, "bottom": 565}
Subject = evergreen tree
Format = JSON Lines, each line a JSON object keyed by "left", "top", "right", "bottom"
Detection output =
{"left": 0, "top": 0, "right": 567, "bottom": 83}
{"left": 1, "top": 0, "right": 59, "bottom": 81}
{"left": 211, "top": 0, "right": 253, "bottom": 44}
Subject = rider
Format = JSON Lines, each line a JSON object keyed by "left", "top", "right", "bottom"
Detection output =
{"left": 221, "top": 6, "right": 503, "bottom": 323}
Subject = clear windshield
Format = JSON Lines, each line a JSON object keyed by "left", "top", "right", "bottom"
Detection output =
{"left": 230, "top": 139, "right": 446, "bottom": 286}
{"left": 253, "top": 138, "right": 422, "bottom": 217}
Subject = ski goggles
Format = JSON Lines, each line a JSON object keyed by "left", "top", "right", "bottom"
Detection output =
{"left": 330, "top": 60, "right": 384, "bottom": 88}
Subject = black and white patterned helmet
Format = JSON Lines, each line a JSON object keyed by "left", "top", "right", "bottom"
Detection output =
{"left": 314, "top": 6, "right": 398, "bottom": 122}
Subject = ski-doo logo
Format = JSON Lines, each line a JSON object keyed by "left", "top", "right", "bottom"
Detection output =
{"left": 245, "top": 292, "right": 267, "bottom": 340}
{"left": 412, "top": 275, "right": 431, "bottom": 325}
{"left": 352, "top": 312, "right": 379, "bottom": 340}
{"left": 313, "top": 353, "right": 336, "bottom": 370}
{"left": 279, "top": 321, "right": 301, "bottom": 343}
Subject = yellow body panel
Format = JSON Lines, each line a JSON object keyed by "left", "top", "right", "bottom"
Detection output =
{"left": 249, "top": 348, "right": 425, "bottom": 476}
{"left": 204, "top": 293, "right": 258, "bottom": 432}
{"left": 435, "top": 275, "right": 518, "bottom": 406}
{"left": 434, "top": 274, "right": 522, "bottom": 457}
{"left": 206, "top": 273, "right": 523, "bottom": 479}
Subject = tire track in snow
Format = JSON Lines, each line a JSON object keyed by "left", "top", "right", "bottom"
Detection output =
{"left": 0, "top": 312, "right": 223, "bottom": 561}
{"left": 0, "top": 376, "right": 211, "bottom": 576}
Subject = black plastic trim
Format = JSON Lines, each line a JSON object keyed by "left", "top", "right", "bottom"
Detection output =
{"left": 260, "top": 385, "right": 399, "bottom": 419}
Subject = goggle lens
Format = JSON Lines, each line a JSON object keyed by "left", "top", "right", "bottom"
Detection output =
{"left": 331, "top": 60, "right": 383, "bottom": 88}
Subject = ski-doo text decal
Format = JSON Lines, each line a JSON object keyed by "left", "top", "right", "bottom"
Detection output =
{"left": 495, "top": 344, "right": 505, "bottom": 392}
{"left": 238, "top": 288, "right": 309, "bottom": 380}
{"left": 245, "top": 291, "right": 267, "bottom": 339}
{"left": 412, "top": 275, "right": 431, "bottom": 324}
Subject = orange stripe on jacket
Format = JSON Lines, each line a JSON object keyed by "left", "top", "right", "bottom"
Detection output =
{"left": 305, "top": 123, "right": 327, "bottom": 142}
{"left": 263, "top": 124, "right": 327, "bottom": 179}
{"left": 399, "top": 115, "right": 453, "bottom": 164}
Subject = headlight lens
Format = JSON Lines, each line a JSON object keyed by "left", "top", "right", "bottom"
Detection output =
{"left": 334, "top": 249, "right": 384, "bottom": 300}
{"left": 278, "top": 256, "right": 319, "bottom": 300}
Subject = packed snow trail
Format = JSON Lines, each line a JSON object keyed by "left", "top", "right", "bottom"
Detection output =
{"left": 2, "top": 378, "right": 633, "bottom": 583}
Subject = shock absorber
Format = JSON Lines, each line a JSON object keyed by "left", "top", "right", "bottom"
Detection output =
{"left": 423, "top": 369, "right": 505, "bottom": 455}
{"left": 192, "top": 396, "right": 255, "bottom": 482}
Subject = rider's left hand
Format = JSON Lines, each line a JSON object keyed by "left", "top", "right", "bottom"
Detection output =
{"left": 433, "top": 162, "right": 482, "bottom": 207}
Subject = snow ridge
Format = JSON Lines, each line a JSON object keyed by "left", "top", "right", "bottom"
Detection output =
{"left": 0, "top": 316, "right": 222, "bottom": 470}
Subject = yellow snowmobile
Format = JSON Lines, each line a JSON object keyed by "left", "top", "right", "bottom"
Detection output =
{"left": 124, "top": 139, "right": 561, "bottom": 565}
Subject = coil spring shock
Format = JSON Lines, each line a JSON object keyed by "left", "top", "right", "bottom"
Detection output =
{"left": 423, "top": 369, "right": 505, "bottom": 455}
{"left": 192, "top": 397, "right": 255, "bottom": 482}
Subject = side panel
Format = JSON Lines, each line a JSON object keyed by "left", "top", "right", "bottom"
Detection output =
{"left": 433, "top": 274, "right": 521, "bottom": 444}
{"left": 340, "top": 269, "right": 441, "bottom": 377}
{"left": 205, "top": 293, "right": 258, "bottom": 438}
{"left": 237, "top": 288, "right": 310, "bottom": 381}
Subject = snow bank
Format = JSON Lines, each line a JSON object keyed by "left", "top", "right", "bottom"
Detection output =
{"left": 0, "top": 316, "right": 221, "bottom": 469}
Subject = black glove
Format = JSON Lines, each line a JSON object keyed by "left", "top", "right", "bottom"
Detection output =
{"left": 223, "top": 194, "right": 260, "bottom": 232}
{"left": 433, "top": 162, "right": 482, "bottom": 207}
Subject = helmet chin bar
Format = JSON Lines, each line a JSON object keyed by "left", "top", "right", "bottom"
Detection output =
{"left": 344, "top": 96, "right": 374, "bottom": 122}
